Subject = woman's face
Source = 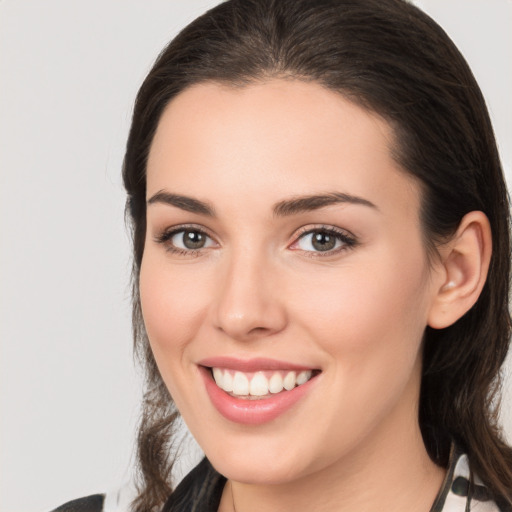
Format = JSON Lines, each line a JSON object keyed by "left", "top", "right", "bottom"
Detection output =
{"left": 140, "top": 80, "right": 444, "bottom": 484}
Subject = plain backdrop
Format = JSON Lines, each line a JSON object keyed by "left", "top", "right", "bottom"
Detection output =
{"left": 0, "top": 1, "right": 510, "bottom": 511}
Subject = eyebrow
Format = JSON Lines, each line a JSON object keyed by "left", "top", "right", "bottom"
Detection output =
{"left": 147, "top": 190, "right": 377, "bottom": 217}
{"left": 273, "top": 192, "right": 378, "bottom": 217}
{"left": 147, "top": 191, "right": 215, "bottom": 216}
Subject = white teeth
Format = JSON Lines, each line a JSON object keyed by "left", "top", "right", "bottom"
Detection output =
{"left": 232, "top": 371, "right": 250, "bottom": 395}
{"left": 212, "top": 367, "right": 223, "bottom": 387}
{"left": 268, "top": 372, "right": 284, "bottom": 394}
{"left": 283, "top": 371, "right": 296, "bottom": 391}
{"left": 211, "top": 368, "right": 314, "bottom": 397}
{"left": 296, "top": 370, "right": 311, "bottom": 385}
{"left": 222, "top": 371, "right": 233, "bottom": 392}
{"left": 249, "top": 372, "right": 268, "bottom": 396}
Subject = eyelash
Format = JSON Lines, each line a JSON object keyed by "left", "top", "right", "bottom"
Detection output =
{"left": 290, "top": 225, "right": 358, "bottom": 258}
{"left": 154, "top": 224, "right": 214, "bottom": 257}
{"left": 154, "top": 224, "right": 358, "bottom": 258}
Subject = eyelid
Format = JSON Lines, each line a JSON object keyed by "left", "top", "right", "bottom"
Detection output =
{"left": 153, "top": 223, "right": 219, "bottom": 255}
{"left": 288, "top": 224, "right": 358, "bottom": 255}
{"left": 153, "top": 222, "right": 357, "bottom": 257}
{"left": 154, "top": 223, "right": 216, "bottom": 240}
{"left": 292, "top": 224, "right": 355, "bottom": 238}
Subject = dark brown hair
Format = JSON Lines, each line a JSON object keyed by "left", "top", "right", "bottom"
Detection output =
{"left": 122, "top": 0, "right": 512, "bottom": 510}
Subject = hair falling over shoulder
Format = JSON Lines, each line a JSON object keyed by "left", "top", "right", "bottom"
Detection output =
{"left": 122, "top": 1, "right": 512, "bottom": 510}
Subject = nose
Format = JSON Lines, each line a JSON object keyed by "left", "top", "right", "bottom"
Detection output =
{"left": 211, "top": 251, "right": 288, "bottom": 341}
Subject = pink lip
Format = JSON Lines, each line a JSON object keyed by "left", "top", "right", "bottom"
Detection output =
{"left": 198, "top": 364, "right": 319, "bottom": 425}
{"left": 198, "top": 356, "right": 315, "bottom": 372}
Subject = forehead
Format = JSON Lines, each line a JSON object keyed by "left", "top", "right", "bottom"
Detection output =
{"left": 146, "top": 79, "right": 420, "bottom": 221}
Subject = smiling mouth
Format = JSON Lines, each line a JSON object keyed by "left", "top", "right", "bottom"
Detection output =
{"left": 208, "top": 367, "right": 321, "bottom": 400}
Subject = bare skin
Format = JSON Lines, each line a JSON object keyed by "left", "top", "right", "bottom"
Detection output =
{"left": 141, "top": 79, "right": 491, "bottom": 512}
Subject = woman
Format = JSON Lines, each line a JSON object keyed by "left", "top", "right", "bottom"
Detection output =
{"left": 52, "top": 0, "right": 512, "bottom": 511}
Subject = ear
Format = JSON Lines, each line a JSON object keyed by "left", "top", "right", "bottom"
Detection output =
{"left": 427, "top": 211, "right": 492, "bottom": 329}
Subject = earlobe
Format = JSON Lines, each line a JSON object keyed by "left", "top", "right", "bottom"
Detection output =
{"left": 427, "top": 211, "right": 492, "bottom": 329}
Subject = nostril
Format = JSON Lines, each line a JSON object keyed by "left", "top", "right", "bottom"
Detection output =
{"left": 248, "top": 326, "right": 271, "bottom": 335}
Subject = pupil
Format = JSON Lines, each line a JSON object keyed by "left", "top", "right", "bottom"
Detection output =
{"left": 183, "top": 231, "right": 205, "bottom": 249}
{"left": 312, "top": 232, "right": 336, "bottom": 251}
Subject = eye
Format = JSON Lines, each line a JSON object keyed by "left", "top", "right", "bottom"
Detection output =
{"left": 155, "top": 226, "right": 217, "bottom": 254}
{"left": 172, "top": 229, "right": 214, "bottom": 250}
{"left": 290, "top": 227, "right": 356, "bottom": 255}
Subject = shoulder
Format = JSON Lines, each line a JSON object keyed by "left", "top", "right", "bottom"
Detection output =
{"left": 162, "top": 457, "right": 226, "bottom": 512}
{"left": 49, "top": 480, "right": 138, "bottom": 512}
{"left": 434, "top": 449, "right": 511, "bottom": 512}
{"left": 49, "top": 494, "right": 105, "bottom": 512}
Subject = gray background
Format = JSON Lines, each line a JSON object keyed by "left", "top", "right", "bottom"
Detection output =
{"left": 1, "top": 1, "right": 510, "bottom": 511}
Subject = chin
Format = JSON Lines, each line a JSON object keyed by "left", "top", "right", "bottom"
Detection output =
{"left": 210, "top": 454, "right": 308, "bottom": 485}
{"left": 199, "top": 430, "right": 320, "bottom": 485}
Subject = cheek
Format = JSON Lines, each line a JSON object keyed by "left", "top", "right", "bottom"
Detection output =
{"left": 289, "top": 244, "right": 430, "bottom": 363}
{"left": 139, "top": 252, "right": 211, "bottom": 360}
{"left": 287, "top": 247, "right": 430, "bottom": 447}
{"left": 139, "top": 252, "right": 218, "bottom": 413}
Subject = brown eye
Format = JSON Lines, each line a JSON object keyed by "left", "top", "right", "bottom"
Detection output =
{"left": 311, "top": 231, "right": 337, "bottom": 251}
{"left": 297, "top": 230, "right": 341, "bottom": 252}
{"left": 158, "top": 228, "right": 216, "bottom": 252}
{"left": 179, "top": 230, "right": 207, "bottom": 249}
{"left": 292, "top": 227, "right": 357, "bottom": 255}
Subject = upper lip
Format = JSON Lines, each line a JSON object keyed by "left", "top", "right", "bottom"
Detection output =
{"left": 198, "top": 356, "right": 318, "bottom": 372}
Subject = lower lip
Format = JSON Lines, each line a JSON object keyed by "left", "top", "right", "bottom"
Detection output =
{"left": 200, "top": 366, "right": 318, "bottom": 425}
